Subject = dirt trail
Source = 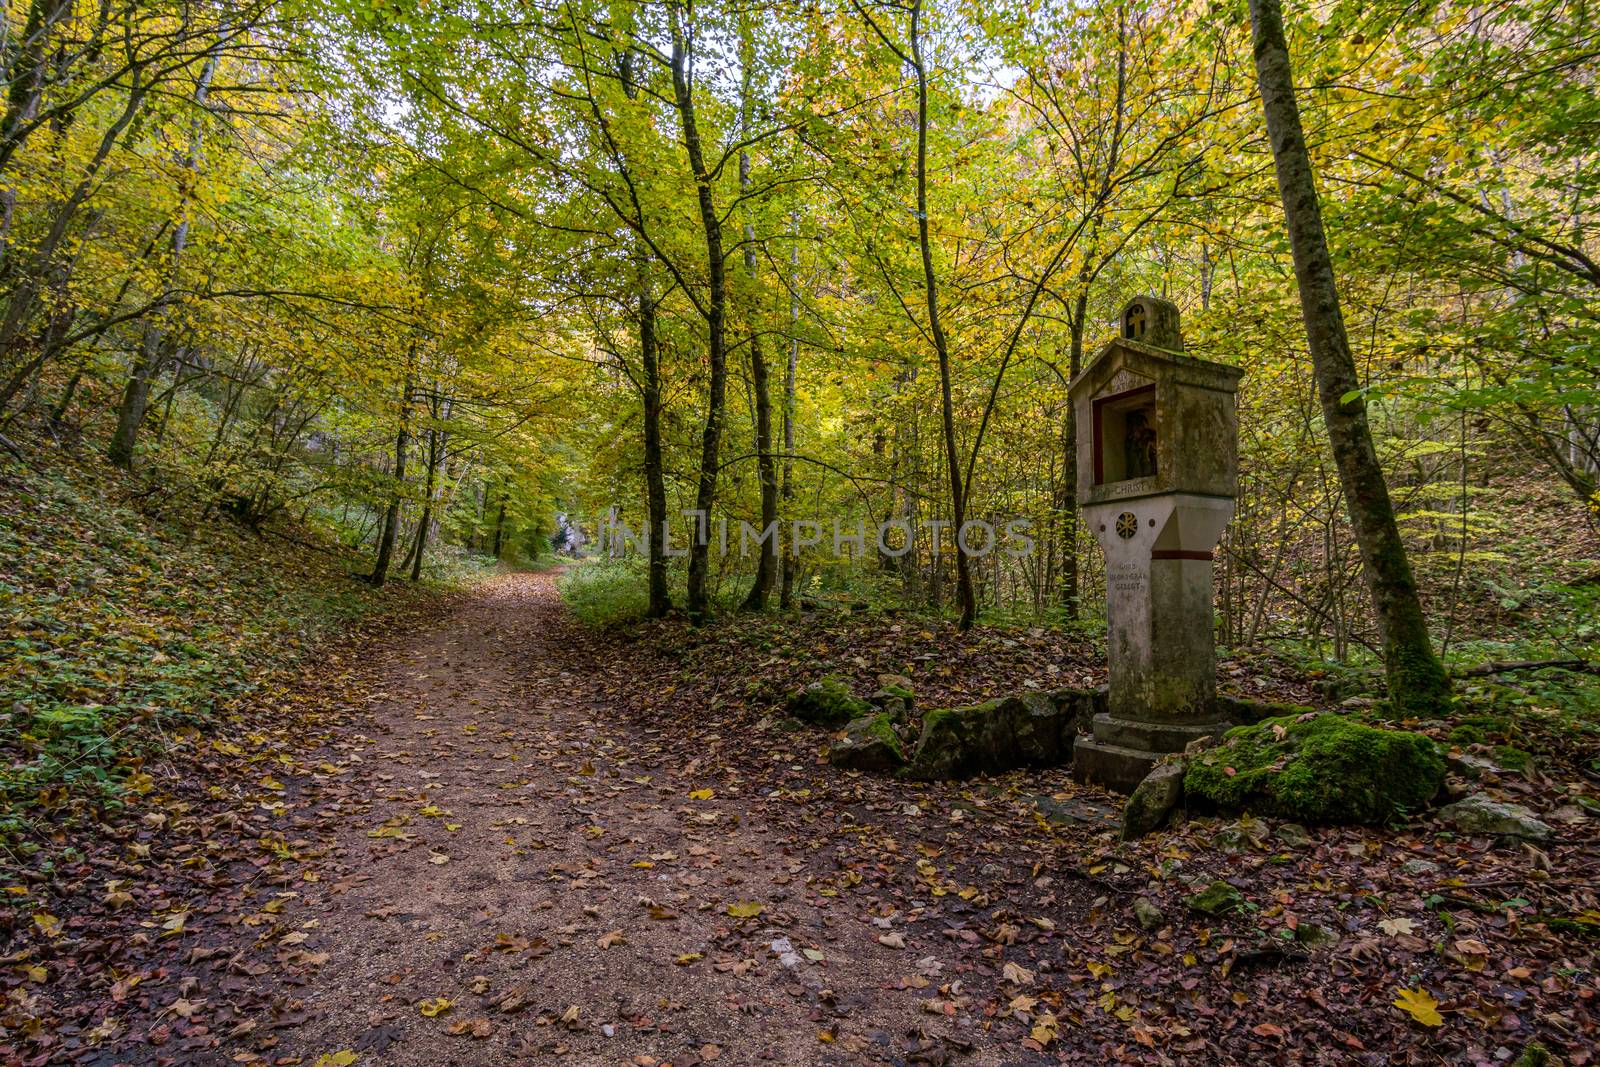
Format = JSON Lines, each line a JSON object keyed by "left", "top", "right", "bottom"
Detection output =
{"left": 276, "top": 571, "right": 996, "bottom": 1066}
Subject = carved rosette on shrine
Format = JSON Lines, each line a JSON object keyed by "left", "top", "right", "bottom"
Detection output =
{"left": 1070, "top": 296, "right": 1244, "bottom": 793}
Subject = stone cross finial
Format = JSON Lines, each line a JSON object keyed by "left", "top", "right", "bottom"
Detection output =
{"left": 1119, "top": 296, "right": 1184, "bottom": 351}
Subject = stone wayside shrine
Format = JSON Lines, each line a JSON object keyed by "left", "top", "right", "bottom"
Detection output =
{"left": 1070, "top": 296, "right": 1244, "bottom": 793}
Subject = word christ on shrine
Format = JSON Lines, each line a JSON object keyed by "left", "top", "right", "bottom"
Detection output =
{"left": 1070, "top": 296, "right": 1244, "bottom": 793}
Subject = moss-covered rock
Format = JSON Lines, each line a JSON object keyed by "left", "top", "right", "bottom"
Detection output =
{"left": 1216, "top": 694, "right": 1316, "bottom": 726}
{"left": 1183, "top": 713, "right": 1444, "bottom": 825}
{"left": 869, "top": 676, "right": 915, "bottom": 720}
{"left": 1187, "top": 880, "right": 1243, "bottom": 916}
{"left": 829, "top": 713, "right": 907, "bottom": 773}
{"left": 905, "top": 692, "right": 1081, "bottom": 780}
{"left": 787, "top": 676, "right": 870, "bottom": 727}
{"left": 1121, "top": 762, "right": 1184, "bottom": 841}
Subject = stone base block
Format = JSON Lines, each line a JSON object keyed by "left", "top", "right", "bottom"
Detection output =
{"left": 1072, "top": 736, "right": 1160, "bottom": 793}
{"left": 1089, "top": 713, "right": 1230, "bottom": 753}
{"left": 1072, "top": 714, "right": 1232, "bottom": 794}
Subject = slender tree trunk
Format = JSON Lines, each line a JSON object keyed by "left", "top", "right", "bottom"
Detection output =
{"left": 639, "top": 268, "right": 671, "bottom": 617}
{"left": 0, "top": 0, "right": 70, "bottom": 261}
{"left": 48, "top": 367, "right": 79, "bottom": 430}
{"left": 778, "top": 217, "right": 799, "bottom": 609}
{"left": 670, "top": 14, "right": 728, "bottom": 623}
{"left": 908, "top": 0, "right": 976, "bottom": 630}
{"left": 1248, "top": 0, "right": 1450, "bottom": 713}
{"left": 1058, "top": 300, "right": 1089, "bottom": 617}
{"left": 107, "top": 52, "right": 217, "bottom": 469}
{"left": 491, "top": 497, "right": 507, "bottom": 559}
{"left": 369, "top": 381, "right": 411, "bottom": 587}
{"left": 612, "top": 48, "right": 672, "bottom": 616}
{"left": 737, "top": 40, "right": 777, "bottom": 611}
{"left": 408, "top": 422, "right": 442, "bottom": 582}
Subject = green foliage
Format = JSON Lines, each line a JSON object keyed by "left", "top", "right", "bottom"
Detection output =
{"left": 558, "top": 560, "right": 657, "bottom": 628}
{"left": 1185, "top": 714, "right": 1445, "bottom": 825}
{"left": 0, "top": 451, "right": 420, "bottom": 815}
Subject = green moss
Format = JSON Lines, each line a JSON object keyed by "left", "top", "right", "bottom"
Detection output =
{"left": 1492, "top": 745, "right": 1533, "bottom": 771}
{"left": 787, "top": 675, "right": 870, "bottom": 727}
{"left": 1380, "top": 624, "right": 1453, "bottom": 717}
{"left": 1184, "top": 713, "right": 1444, "bottom": 825}
{"left": 1217, "top": 694, "right": 1316, "bottom": 726}
{"left": 830, "top": 712, "right": 907, "bottom": 772}
{"left": 1187, "top": 880, "right": 1244, "bottom": 916}
{"left": 1448, "top": 723, "right": 1486, "bottom": 746}
{"left": 862, "top": 713, "right": 903, "bottom": 752}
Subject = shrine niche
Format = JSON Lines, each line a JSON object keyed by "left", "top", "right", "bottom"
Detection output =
{"left": 1093, "top": 386, "right": 1158, "bottom": 484}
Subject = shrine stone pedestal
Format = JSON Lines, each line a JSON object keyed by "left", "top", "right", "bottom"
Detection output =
{"left": 1069, "top": 297, "right": 1244, "bottom": 793}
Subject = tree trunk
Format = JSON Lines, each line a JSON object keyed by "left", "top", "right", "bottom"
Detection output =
{"left": 408, "top": 422, "right": 442, "bottom": 582}
{"left": 491, "top": 497, "right": 507, "bottom": 559}
{"left": 369, "top": 382, "right": 411, "bottom": 587}
{"left": 736, "top": 42, "right": 776, "bottom": 612}
{"left": 778, "top": 215, "right": 800, "bottom": 610}
{"left": 614, "top": 47, "right": 672, "bottom": 616}
{"left": 107, "top": 52, "right": 217, "bottom": 469}
{"left": 639, "top": 265, "right": 671, "bottom": 617}
{"left": 670, "top": 13, "right": 728, "bottom": 624}
{"left": 1058, "top": 297, "right": 1089, "bottom": 616}
{"left": 1248, "top": 0, "right": 1451, "bottom": 714}
{"left": 908, "top": 0, "right": 976, "bottom": 630}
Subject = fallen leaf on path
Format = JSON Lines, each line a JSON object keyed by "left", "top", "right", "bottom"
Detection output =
{"left": 1393, "top": 987, "right": 1443, "bottom": 1027}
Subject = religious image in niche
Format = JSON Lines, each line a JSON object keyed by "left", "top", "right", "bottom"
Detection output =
{"left": 1124, "top": 408, "right": 1157, "bottom": 478}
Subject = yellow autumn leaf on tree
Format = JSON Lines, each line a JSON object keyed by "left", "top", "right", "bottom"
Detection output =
{"left": 1393, "top": 987, "right": 1443, "bottom": 1027}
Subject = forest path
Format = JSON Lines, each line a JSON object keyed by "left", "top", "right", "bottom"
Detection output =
{"left": 276, "top": 570, "right": 994, "bottom": 1067}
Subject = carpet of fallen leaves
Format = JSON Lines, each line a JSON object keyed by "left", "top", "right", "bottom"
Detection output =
{"left": 2, "top": 570, "right": 1596, "bottom": 1066}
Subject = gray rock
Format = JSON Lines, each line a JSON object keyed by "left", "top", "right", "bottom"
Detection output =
{"left": 1273, "top": 823, "right": 1310, "bottom": 848}
{"left": 1294, "top": 922, "right": 1340, "bottom": 950}
{"left": 1121, "top": 762, "right": 1184, "bottom": 841}
{"left": 1210, "top": 825, "right": 1254, "bottom": 852}
{"left": 1574, "top": 795, "right": 1600, "bottom": 818}
{"left": 828, "top": 713, "right": 906, "bottom": 773}
{"left": 768, "top": 936, "right": 802, "bottom": 969}
{"left": 1033, "top": 795, "right": 1118, "bottom": 828}
{"left": 1438, "top": 793, "right": 1553, "bottom": 842}
{"left": 1401, "top": 858, "right": 1441, "bottom": 877}
{"left": 1446, "top": 752, "right": 1503, "bottom": 779}
{"left": 1132, "top": 898, "right": 1165, "bottom": 930}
